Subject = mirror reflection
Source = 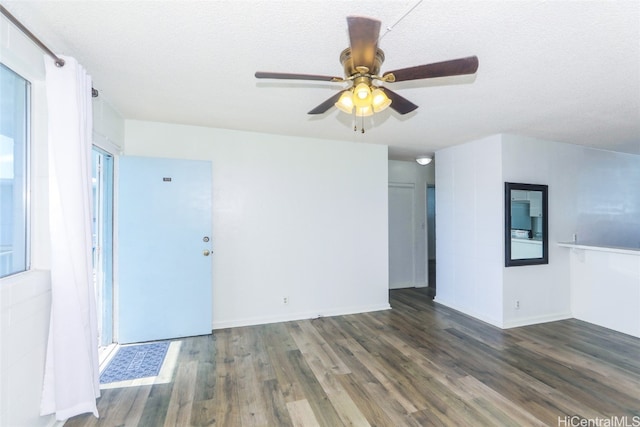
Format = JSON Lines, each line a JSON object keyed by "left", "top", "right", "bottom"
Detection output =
{"left": 505, "top": 183, "right": 549, "bottom": 267}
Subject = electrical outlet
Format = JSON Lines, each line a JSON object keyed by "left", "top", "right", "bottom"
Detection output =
{"left": 515, "top": 300, "right": 520, "bottom": 309}
{"left": 283, "top": 297, "right": 288, "bottom": 305}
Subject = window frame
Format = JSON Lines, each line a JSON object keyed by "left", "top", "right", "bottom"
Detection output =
{"left": 0, "top": 62, "right": 32, "bottom": 278}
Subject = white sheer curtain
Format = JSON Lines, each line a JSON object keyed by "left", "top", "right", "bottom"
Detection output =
{"left": 40, "top": 55, "right": 100, "bottom": 421}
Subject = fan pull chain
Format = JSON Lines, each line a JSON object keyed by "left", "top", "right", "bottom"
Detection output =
{"left": 352, "top": 112, "right": 366, "bottom": 133}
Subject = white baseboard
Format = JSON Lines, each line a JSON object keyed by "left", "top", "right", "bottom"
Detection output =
{"left": 212, "top": 303, "right": 392, "bottom": 330}
{"left": 433, "top": 297, "right": 503, "bottom": 328}
{"left": 46, "top": 418, "right": 65, "bottom": 427}
{"left": 434, "top": 297, "right": 574, "bottom": 330}
{"left": 389, "top": 282, "right": 413, "bottom": 289}
{"left": 502, "top": 312, "right": 573, "bottom": 329}
{"left": 389, "top": 282, "right": 429, "bottom": 290}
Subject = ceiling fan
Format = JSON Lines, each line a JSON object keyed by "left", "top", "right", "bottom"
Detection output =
{"left": 255, "top": 16, "right": 479, "bottom": 117}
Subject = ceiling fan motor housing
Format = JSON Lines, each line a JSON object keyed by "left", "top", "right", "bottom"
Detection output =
{"left": 340, "top": 47, "right": 385, "bottom": 78}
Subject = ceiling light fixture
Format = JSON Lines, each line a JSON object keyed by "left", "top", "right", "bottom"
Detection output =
{"left": 334, "top": 81, "right": 392, "bottom": 119}
{"left": 416, "top": 156, "right": 433, "bottom": 165}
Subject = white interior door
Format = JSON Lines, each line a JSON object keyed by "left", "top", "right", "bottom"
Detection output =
{"left": 118, "top": 156, "right": 212, "bottom": 343}
{"left": 389, "top": 184, "right": 415, "bottom": 289}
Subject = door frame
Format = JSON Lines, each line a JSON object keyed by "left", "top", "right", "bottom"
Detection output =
{"left": 426, "top": 184, "right": 436, "bottom": 294}
{"left": 388, "top": 182, "right": 416, "bottom": 289}
{"left": 92, "top": 137, "right": 119, "bottom": 345}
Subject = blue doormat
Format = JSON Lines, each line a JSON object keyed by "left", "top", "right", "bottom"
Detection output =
{"left": 100, "top": 341, "right": 170, "bottom": 384}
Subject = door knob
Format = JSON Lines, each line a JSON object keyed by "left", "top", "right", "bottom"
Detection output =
{"left": 203, "top": 249, "right": 210, "bottom": 256}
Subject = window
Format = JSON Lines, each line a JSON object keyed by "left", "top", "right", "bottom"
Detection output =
{"left": 0, "top": 64, "right": 30, "bottom": 278}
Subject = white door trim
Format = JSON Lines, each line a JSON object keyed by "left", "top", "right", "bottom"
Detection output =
{"left": 388, "top": 182, "right": 416, "bottom": 289}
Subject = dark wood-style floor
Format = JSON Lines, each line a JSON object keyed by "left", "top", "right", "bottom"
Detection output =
{"left": 66, "top": 289, "right": 640, "bottom": 426}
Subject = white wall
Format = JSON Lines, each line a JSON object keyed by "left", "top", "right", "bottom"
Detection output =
{"left": 0, "top": 272, "right": 53, "bottom": 427}
{"left": 388, "top": 160, "right": 432, "bottom": 287}
{"left": 0, "top": 14, "right": 54, "bottom": 427}
{"left": 502, "top": 134, "right": 640, "bottom": 326}
{"left": 570, "top": 148, "right": 640, "bottom": 248}
{"left": 93, "top": 96, "right": 124, "bottom": 152}
{"left": 436, "top": 133, "right": 640, "bottom": 330}
{"left": 0, "top": 13, "right": 55, "bottom": 427}
{"left": 435, "top": 135, "right": 505, "bottom": 326}
{"left": 501, "top": 135, "right": 573, "bottom": 327}
{"left": 1, "top": 13, "right": 125, "bottom": 425}
{"left": 124, "top": 120, "right": 390, "bottom": 329}
{"left": 568, "top": 247, "right": 640, "bottom": 337}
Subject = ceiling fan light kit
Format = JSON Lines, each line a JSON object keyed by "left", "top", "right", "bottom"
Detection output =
{"left": 371, "top": 88, "right": 392, "bottom": 112}
{"left": 255, "top": 15, "right": 479, "bottom": 130}
{"left": 353, "top": 82, "right": 372, "bottom": 107}
{"left": 335, "top": 91, "right": 355, "bottom": 113}
{"left": 335, "top": 81, "right": 392, "bottom": 116}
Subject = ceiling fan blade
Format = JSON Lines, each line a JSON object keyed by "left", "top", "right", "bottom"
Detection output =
{"left": 255, "top": 71, "right": 342, "bottom": 82}
{"left": 384, "top": 56, "right": 479, "bottom": 82}
{"left": 347, "top": 16, "right": 381, "bottom": 71}
{"left": 308, "top": 91, "right": 345, "bottom": 115}
{"left": 383, "top": 88, "right": 418, "bottom": 115}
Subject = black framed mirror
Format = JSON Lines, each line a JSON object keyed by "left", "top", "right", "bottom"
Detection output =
{"left": 505, "top": 182, "right": 549, "bottom": 267}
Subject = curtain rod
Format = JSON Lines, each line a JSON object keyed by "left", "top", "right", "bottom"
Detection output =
{"left": 0, "top": 5, "right": 65, "bottom": 67}
{"left": 1, "top": 4, "right": 99, "bottom": 97}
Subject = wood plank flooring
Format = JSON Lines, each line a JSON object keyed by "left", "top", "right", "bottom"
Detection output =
{"left": 65, "top": 289, "right": 640, "bottom": 426}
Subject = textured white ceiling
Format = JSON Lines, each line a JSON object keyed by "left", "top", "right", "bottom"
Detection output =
{"left": 3, "top": 0, "right": 639, "bottom": 159}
